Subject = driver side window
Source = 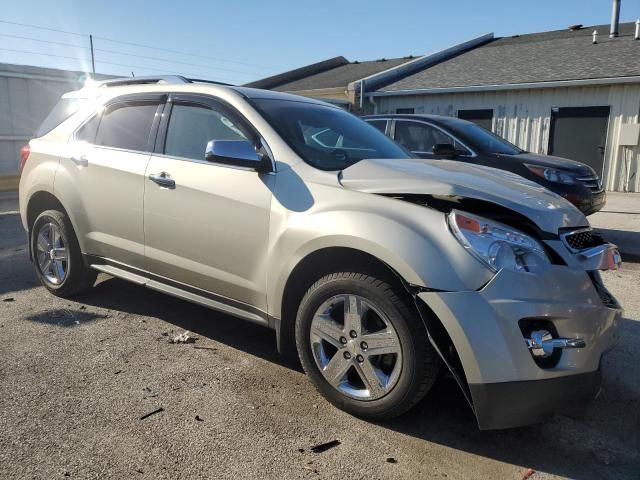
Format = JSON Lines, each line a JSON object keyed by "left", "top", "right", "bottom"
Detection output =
{"left": 394, "top": 121, "right": 467, "bottom": 155}
{"left": 164, "top": 103, "right": 249, "bottom": 161}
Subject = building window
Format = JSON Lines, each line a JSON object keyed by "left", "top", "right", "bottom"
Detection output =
{"left": 396, "top": 108, "right": 415, "bottom": 114}
{"left": 458, "top": 109, "right": 494, "bottom": 131}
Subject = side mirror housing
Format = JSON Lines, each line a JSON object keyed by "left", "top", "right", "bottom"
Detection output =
{"left": 432, "top": 143, "right": 457, "bottom": 158}
{"left": 205, "top": 139, "right": 271, "bottom": 172}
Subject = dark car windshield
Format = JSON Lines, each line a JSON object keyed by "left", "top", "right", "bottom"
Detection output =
{"left": 443, "top": 120, "right": 524, "bottom": 155}
{"left": 250, "top": 99, "right": 411, "bottom": 170}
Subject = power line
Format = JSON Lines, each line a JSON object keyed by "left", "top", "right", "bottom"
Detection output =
{"left": 0, "top": 31, "right": 258, "bottom": 77}
{"left": 0, "top": 46, "right": 87, "bottom": 63}
{"left": 94, "top": 47, "right": 260, "bottom": 76}
{"left": 0, "top": 19, "right": 86, "bottom": 37}
{"left": 93, "top": 35, "right": 272, "bottom": 70}
{"left": 0, "top": 32, "right": 89, "bottom": 49}
{"left": 0, "top": 46, "right": 242, "bottom": 83}
{"left": 0, "top": 19, "right": 272, "bottom": 71}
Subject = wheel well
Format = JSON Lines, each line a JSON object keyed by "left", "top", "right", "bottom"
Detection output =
{"left": 277, "top": 247, "right": 472, "bottom": 407}
{"left": 277, "top": 247, "right": 410, "bottom": 358}
{"left": 26, "top": 191, "right": 67, "bottom": 232}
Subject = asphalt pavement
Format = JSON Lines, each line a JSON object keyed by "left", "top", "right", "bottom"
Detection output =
{"left": 0, "top": 206, "right": 639, "bottom": 479}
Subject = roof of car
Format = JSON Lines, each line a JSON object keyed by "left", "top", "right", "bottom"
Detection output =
{"left": 363, "top": 113, "right": 468, "bottom": 126}
{"left": 67, "top": 80, "right": 339, "bottom": 108}
{"left": 377, "top": 22, "right": 640, "bottom": 92}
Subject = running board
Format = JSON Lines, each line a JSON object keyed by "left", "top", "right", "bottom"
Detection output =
{"left": 90, "top": 262, "right": 269, "bottom": 327}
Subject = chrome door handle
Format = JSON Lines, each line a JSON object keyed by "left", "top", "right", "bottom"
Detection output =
{"left": 70, "top": 155, "right": 88, "bottom": 167}
{"left": 149, "top": 172, "right": 175, "bottom": 189}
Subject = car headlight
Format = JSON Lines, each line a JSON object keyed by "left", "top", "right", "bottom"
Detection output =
{"left": 448, "top": 210, "right": 550, "bottom": 273}
{"left": 525, "top": 164, "right": 576, "bottom": 185}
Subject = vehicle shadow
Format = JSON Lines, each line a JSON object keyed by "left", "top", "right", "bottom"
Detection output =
{"left": 78, "top": 275, "right": 299, "bottom": 371}
{"left": 76, "top": 276, "right": 640, "bottom": 480}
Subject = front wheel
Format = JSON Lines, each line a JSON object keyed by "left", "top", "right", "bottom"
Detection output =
{"left": 295, "top": 272, "right": 440, "bottom": 420}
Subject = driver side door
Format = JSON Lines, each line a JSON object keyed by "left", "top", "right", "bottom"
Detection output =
{"left": 143, "top": 94, "right": 274, "bottom": 311}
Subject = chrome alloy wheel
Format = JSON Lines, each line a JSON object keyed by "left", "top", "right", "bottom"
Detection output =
{"left": 310, "top": 294, "right": 403, "bottom": 400}
{"left": 35, "top": 222, "right": 69, "bottom": 285}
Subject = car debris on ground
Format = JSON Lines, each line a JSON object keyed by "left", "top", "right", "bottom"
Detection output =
{"left": 139, "top": 407, "right": 164, "bottom": 420}
{"left": 142, "top": 387, "right": 158, "bottom": 398}
{"left": 169, "top": 331, "right": 196, "bottom": 344}
{"left": 309, "top": 440, "right": 341, "bottom": 453}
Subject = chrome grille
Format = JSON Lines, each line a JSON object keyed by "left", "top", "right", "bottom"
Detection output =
{"left": 561, "top": 228, "right": 605, "bottom": 251}
{"left": 576, "top": 174, "right": 602, "bottom": 191}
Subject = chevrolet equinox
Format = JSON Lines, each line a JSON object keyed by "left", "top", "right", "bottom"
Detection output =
{"left": 19, "top": 76, "right": 622, "bottom": 429}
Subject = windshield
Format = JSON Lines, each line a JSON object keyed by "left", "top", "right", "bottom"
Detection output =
{"left": 250, "top": 99, "right": 411, "bottom": 170}
{"left": 444, "top": 120, "right": 524, "bottom": 155}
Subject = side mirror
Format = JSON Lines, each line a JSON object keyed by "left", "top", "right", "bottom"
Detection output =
{"left": 205, "top": 139, "right": 271, "bottom": 172}
{"left": 432, "top": 143, "right": 457, "bottom": 158}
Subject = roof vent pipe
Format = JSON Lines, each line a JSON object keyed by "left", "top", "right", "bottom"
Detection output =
{"left": 635, "top": 19, "right": 639, "bottom": 40}
{"left": 610, "top": 0, "right": 621, "bottom": 38}
{"left": 593, "top": 30, "right": 598, "bottom": 44}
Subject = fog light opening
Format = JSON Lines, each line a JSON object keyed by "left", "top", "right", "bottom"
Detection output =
{"left": 519, "top": 320, "right": 562, "bottom": 368}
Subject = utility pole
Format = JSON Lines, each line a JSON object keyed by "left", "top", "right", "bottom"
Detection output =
{"left": 89, "top": 34, "right": 95, "bottom": 74}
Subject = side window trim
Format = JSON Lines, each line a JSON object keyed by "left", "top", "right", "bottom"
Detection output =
{"left": 395, "top": 119, "right": 476, "bottom": 158}
{"left": 155, "top": 93, "right": 275, "bottom": 172}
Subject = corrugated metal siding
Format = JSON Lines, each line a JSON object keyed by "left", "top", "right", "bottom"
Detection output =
{"left": 375, "top": 84, "right": 640, "bottom": 192}
{"left": 0, "top": 69, "right": 84, "bottom": 176}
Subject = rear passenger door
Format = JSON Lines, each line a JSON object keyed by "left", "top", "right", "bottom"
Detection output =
{"left": 143, "top": 94, "right": 273, "bottom": 310}
{"left": 59, "top": 94, "right": 164, "bottom": 268}
{"left": 393, "top": 120, "right": 470, "bottom": 159}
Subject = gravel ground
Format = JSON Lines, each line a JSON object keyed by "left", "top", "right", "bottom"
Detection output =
{"left": 0, "top": 212, "right": 639, "bottom": 480}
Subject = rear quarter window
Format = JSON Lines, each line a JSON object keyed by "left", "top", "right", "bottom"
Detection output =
{"left": 37, "top": 98, "right": 88, "bottom": 137}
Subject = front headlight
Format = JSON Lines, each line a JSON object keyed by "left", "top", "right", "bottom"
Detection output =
{"left": 525, "top": 164, "right": 576, "bottom": 185}
{"left": 448, "top": 210, "right": 550, "bottom": 273}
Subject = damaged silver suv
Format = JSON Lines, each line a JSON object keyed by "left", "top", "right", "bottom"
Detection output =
{"left": 19, "top": 76, "right": 622, "bottom": 429}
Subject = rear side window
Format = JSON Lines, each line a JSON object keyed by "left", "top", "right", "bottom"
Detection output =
{"left": 37, "top": 97, "right": 88, "bottom": 137}
{"left": 95, "top": 102, "right": 159, "bottom": 152}
{"left": 75, "top": 115, "right": 100, "bottom": 143}
{"left": 366, "top": 120, "right": 387, "bottom": 134}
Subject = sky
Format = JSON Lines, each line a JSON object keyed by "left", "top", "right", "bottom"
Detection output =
{"left": 0, "top": 0, "right": 638, "bottom": 85}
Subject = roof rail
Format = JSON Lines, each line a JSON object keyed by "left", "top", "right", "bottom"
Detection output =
{"left": 187, "top": 78, "right": 233, "bottom": 86}
{"left": 98, "top": 75, "right": 190, "bottom": 87}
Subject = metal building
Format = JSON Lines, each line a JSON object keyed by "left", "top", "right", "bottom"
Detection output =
{"left": 0, "top": 63, "right": 110, "bottom": 190}
{"left": 366, "top": 22, "right": 640, "bottom": 192}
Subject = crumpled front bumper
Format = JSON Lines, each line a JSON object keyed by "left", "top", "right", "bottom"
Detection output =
{"left": 417, "top": 265, "right": 622, "bottom": 430}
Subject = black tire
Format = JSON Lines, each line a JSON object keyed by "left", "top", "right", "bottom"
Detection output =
{"left": 295, "top": 272, "right": 440, "bottom": 420}
{"left": 31, "top": 210, "right": 97, "bottom": 297}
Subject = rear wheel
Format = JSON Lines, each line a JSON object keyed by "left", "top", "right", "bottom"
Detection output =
{"left": 31, "top": 210, "right": 97, "bottom": 297}
{"left": 295, "top": 272, "right": 440, "bottom": 420}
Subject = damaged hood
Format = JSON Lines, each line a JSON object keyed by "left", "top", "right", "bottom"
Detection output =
{"left": 340, "top": 158, "right": 588, "bottom": 232}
